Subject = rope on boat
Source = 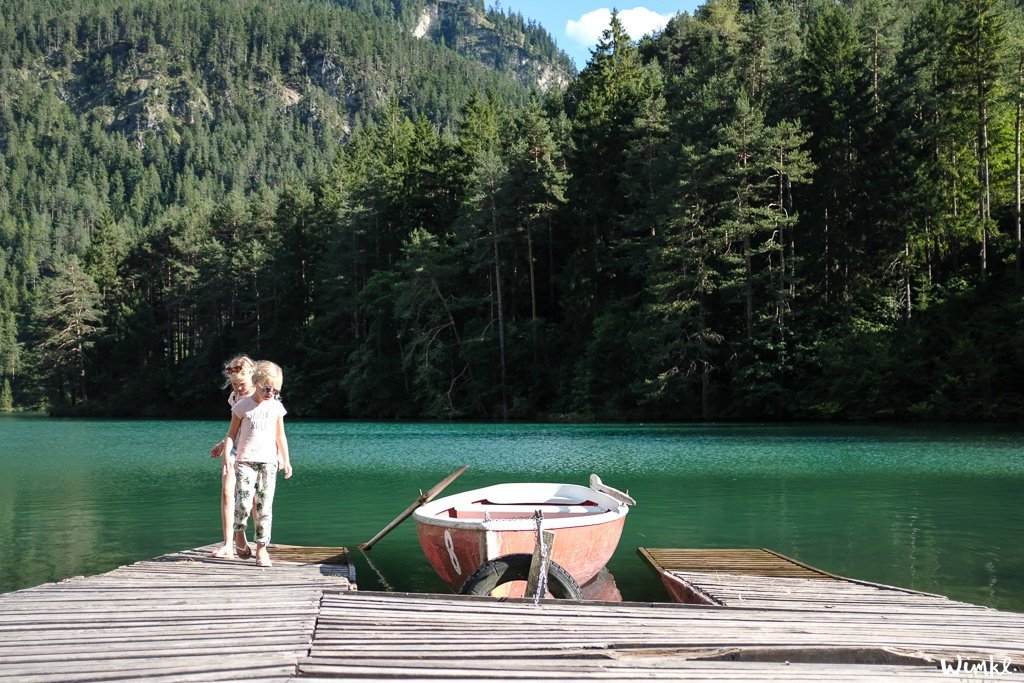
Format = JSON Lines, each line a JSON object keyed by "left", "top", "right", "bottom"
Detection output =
{"left": 532, "top": 510, "right": 548, "bottom": 606}
{"left": 359, "top": 548, "right": 396, "bottom": 592}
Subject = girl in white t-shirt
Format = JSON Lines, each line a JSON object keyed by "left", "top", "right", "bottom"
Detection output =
{"left": 210, "top": 355, "right": 256, "bottom": 559}
{"left": 223, "top": 360, "right": 293, "bottom": 567}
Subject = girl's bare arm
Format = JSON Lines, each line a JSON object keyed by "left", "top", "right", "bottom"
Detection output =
{"left": 221, "top": 415, "right": 242, "bottom": 475}
{"left": 210, "top": 412, "right": 238, "bottom": 458}
{"left": 276, "top": 417, "right": 292, "bottom": 479}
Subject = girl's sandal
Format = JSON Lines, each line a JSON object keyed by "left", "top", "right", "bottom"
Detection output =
{"left": 234, "top": 543, "right": 253, "bottom": 560}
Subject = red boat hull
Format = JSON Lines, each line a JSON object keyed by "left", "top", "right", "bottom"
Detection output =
{"left": 415, "top": 515, "right": 626, "bottom": 593}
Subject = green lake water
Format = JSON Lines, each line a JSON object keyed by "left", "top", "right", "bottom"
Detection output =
{"left": 1, "top": 417, "right": 1022, "bottom": 612}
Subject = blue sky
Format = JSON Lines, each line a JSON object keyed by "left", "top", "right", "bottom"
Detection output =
{"left": 496, "top": 1, "right": 704, "bottom": 70}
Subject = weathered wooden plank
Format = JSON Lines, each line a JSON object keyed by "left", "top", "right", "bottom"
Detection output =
{"left": 295, "top": 659, "right": 960, "bottom": 681}
{"left": 638, "top": 546, "right": 958, "bottom": 614}
{"left": 1, "top": 636, "right": 314, "bottom": 661}
{"left": 4, "top": 658, "right": 296, "bottom": 683}
{"left": 315, "top": 594, "right": 1019, "bottom": 628}
{"left": 304, "top": 625, "right": 1024, "bottom": 652}
{"left": 0, "top": 544, "right": 354, "bottom": 683}
{"left": 306, "top": 591, "right": 1024, "bottom": 670}
{"left": 293, "top": 674, "right": 952, "bottom": 683}
{"left": 290, "top": 583, "right": 1024, "bottom": 679}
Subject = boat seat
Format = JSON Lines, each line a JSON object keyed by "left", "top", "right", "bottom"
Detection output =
{"left": 450, "top": 504, "right": 608, "bottom": 519}
{"left": 483, "top": 493, "right": 589, "bottom": 505}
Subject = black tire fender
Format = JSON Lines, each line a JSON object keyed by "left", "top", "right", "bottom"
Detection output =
{"left": 458, "top": 552, "right": 584, "bottom": 600}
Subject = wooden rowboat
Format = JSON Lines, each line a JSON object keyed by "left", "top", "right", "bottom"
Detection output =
{"left": 412, "top": 475, "right": 634, "bottom": 596}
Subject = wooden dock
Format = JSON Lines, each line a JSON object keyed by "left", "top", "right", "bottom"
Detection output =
{"left": 2, "top": 544, "right": 1024, "bottom": 681}
{"left": 301, "top": 590, "right": 1024, "bottom": 680}
{"left": 637, "top": 547, "right": 954, "bottom": 608}
{"left": 0, "top": 544, "right": 354, "bottom": 682}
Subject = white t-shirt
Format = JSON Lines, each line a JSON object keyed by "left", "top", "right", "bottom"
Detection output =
{"left": 231, "top": 395, "right": 287, "bottom": 464}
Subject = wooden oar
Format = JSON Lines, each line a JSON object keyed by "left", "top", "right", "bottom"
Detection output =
{"left": 358, "top": 465, "right": 468, "bottom": 551}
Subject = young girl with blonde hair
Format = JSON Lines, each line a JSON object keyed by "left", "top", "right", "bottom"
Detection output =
{"left": 223, "top": 360, "right": 293, "bottom": 567}
{"left": 210, "top": 355, "right": 256, "bottom": 559}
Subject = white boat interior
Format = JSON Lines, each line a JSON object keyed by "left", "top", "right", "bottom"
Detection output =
{"left": 446, "top": 503, "right": 609, "bottom": 520}
{"left": 415, "top": 482, "right": 629, "bottom": 527}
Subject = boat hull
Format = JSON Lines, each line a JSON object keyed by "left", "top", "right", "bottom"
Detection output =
{"left": 412, "top": 482, "right": 629, "bottom": 594}
{"left": 416, "top": 515, "right": 625, "bottom": 592}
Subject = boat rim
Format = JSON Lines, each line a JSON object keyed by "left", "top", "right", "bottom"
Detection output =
{"left": 411, "top": 482, "right": 630, "bottom": 531}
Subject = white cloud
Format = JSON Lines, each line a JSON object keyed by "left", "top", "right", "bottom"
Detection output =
{"left": 565, "top": 9, "right": 612, "bottom": 46}
{"left": 565, "top": 7, "right": 674, "bottom": 49}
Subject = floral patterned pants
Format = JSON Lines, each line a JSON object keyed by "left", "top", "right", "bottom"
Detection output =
{"left": 233, "top": 461, "right": 278, "bottom": 544}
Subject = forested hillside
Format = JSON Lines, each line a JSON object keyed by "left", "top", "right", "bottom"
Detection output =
{"left": 2, "top": 0, "right": 1023, "bottom": 421}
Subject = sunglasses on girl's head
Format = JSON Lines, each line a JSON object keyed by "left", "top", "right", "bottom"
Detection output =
{"left": 261, "top": 385, "right": 281, "bottom": 397}
{"left": 224, "top": 364, "right": 244, "bottom": 373}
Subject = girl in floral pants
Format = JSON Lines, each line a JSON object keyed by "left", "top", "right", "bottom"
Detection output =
{"left": 223, "top": 360, "right": 293, "bottom": 567}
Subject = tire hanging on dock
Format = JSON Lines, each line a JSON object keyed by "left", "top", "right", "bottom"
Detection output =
{"left": 458, "top": 553, "right": 583, "bottom": 600}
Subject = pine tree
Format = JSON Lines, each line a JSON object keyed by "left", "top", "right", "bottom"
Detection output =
{"left": 641, "top": 168, "right": 725, "bottom": 419}
{"left": 453, "top": 91, "right": 513, "bottom": 418}
{"left": 394, "top": 227, "right": 485, "bottom": 418}
{"left": 0, "top": 377, "right": 12, "bottom": 411}
{"left": 948, "top": 0, "right": 1008, "bottom": 279}
{"left": 564, "top": 11, "right": 661, "bottom": 416}
{"left": 1008, "top": 4, "right": 1024, "bottom": 278}
{"left": 505, "top": 97, "right": 566, "bottom": 353}
{"left": 889, "top": 0, "right": 958, "bottom": 295}
{"left": 0, "top": 303, "right": 19, "bottom": 408}
{"left": 83, "top": 209, "right": 127, "bottom": 301}
{"left": 798, "top": 0, "right": 865, "bottom": 312}
{"left": 36, "top": 256, "right": 105, "bottom": 407}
